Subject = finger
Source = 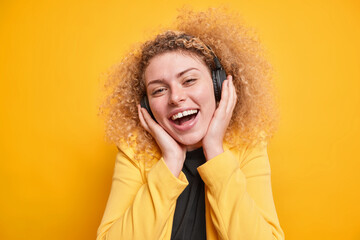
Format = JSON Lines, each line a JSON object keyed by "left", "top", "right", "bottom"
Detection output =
{"left": 140, "top": 107, "right": 160, "bottom": 134}
{"left": 138, "top": 105, "right": 151, "bottom": 133}
{"left": 226, "top": 76, "right": 236, "bottom": 113}
{"left": 217, "top": 78, "right": 230, "bottom": 112}
{"left": 140, "top": 107, "right": 168, "bottom": 139}
{"left": 225, "top": 76, "right": 233, "bottom": 113}
{"left": 231, "top": 78, "right": 237, "bottom": 110}
{"left": 139, "top": 105, "right": 160, "bottom": 136}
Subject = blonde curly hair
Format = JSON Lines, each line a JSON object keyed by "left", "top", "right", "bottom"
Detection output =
{"left": 99, "top": 8, "right": 279, "bottom": 162}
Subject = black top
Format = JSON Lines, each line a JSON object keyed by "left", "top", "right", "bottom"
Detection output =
{"left": 171, "top": 148, "right": 207, "bottom": 240}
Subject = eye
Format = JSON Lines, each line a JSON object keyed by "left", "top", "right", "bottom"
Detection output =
{"left": 151, "top": 87, "right": 167, "bottom": 96}
{"left": 183, "top": 78, "right": 197, "bottom": 86}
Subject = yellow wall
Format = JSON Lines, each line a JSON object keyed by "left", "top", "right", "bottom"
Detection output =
{"left": 1, "top": 0, "right": 359, "bottom": 239}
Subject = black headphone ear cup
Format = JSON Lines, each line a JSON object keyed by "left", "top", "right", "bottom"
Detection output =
{"left": 212, "top": 70, "right": 220, "bottom": 101}
{"left": 140, "top": 96, "right": 157, "bottom": 122}
{"left": 212, "top": 69, "right": 227, "bottom": 102}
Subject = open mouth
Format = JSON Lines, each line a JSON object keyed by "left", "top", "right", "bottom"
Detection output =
{"left": 170, "top": 109, "right": 198, "bottom": 125}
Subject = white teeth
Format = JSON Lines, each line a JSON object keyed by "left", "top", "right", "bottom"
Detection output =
{"left": 171, "top": 110, "right": 198, "bottom": 120}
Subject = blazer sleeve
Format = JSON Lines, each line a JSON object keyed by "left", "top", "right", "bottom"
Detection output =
{"left": 197, "top": 142, "right": 285, "bottom": 240}
{"left": 96, "top": 150, "right": 188, "bottom": 240}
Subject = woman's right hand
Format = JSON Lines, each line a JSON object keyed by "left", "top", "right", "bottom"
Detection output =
{"left": 138, "top": 105, "right": 186, "bottom": 177}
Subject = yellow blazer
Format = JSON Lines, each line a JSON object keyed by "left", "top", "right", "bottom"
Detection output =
{"left": 97, "top": 142, "right": 285, "bottom": 239}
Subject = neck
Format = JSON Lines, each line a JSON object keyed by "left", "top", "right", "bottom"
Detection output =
{"left": 185, "top": 141, "right": 202, "bottom": 152}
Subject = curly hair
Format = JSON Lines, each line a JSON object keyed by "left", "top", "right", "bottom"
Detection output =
{"left": 99, "top": 8, "right": 279, "bottom": 162}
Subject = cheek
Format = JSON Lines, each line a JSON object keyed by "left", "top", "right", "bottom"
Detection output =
{"left": 195, "top": 84, "right": 216, "bottom": 111}
{"left": 149, "top": 98, "right": 167, "bottom": 121}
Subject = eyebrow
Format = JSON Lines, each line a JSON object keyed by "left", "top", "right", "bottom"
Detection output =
{"left": 147, "top": 67, "right": 199, "bottom": 87}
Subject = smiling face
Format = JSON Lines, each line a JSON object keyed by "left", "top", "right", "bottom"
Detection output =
{"left": 144, "top": 51, "right": 216, "bottom": 150}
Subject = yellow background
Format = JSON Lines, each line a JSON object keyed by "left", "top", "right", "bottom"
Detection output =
{"left": 1, "top": 0, "right": 359, "bottom": 239}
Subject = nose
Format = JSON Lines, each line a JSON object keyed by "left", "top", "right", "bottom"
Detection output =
{"left": 169, "top": 84, "right": 186, "bottom": 105}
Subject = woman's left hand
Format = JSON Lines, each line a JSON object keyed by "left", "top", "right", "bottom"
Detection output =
{"left": 202, "top": 75, "right": 237, "bottom": 160}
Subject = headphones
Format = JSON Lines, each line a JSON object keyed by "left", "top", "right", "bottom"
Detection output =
{"left": 140, "top": 49, "right": 227, "bottom": 121}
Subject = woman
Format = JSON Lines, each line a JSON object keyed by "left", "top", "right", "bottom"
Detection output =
{"left": 97, "top": 8, "right": 284, "bottom": 240}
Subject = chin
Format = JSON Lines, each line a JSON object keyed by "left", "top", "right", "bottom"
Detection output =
{"left": 173, "top": 132, "right": 205, "bottom": 149}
